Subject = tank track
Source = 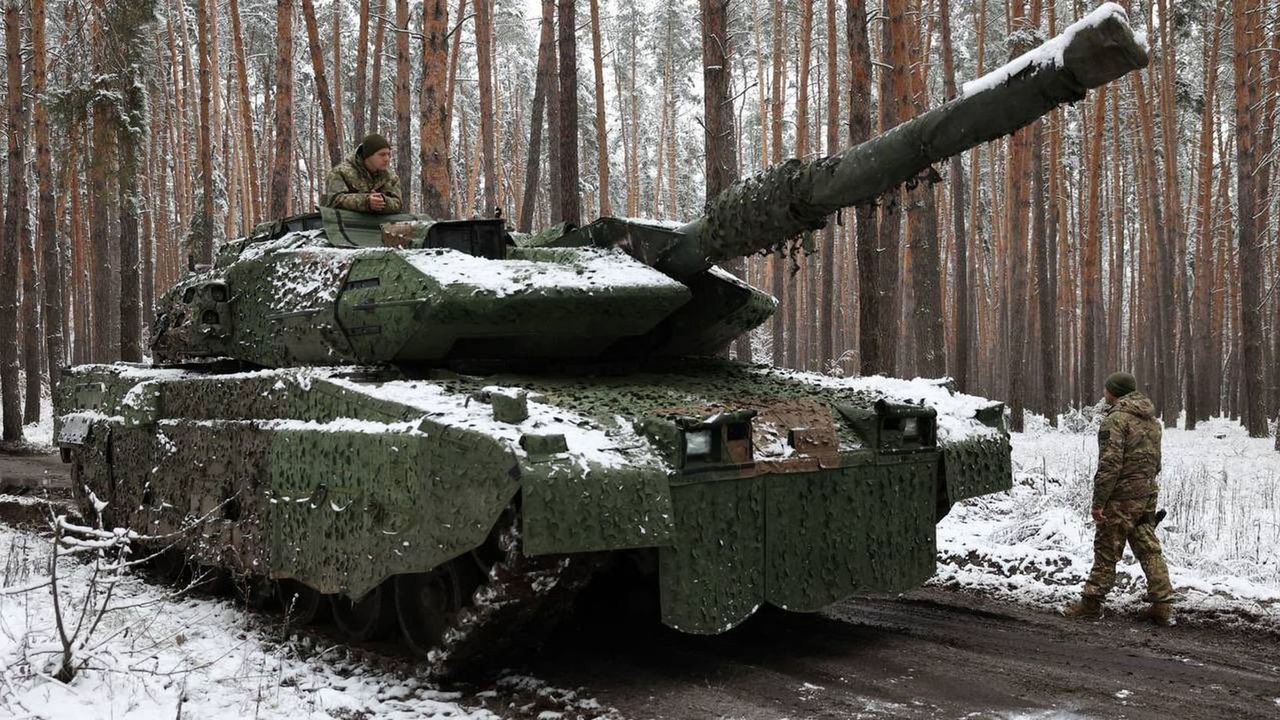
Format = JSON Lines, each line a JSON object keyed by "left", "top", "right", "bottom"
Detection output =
{"left": 428, "top": 513, "right": 604, "bottom": 678}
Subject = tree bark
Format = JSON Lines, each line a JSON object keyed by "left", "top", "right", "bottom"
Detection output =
{"left": 817, "top": 0, "right": 838, "bottom": 368}
{"left": 769, "top": 0, "right": 785, "bottom": 366}
{"left": 1080, "top": 88, "right": 1106, "bottom": 404}
{"left": 392, "top": 0, "right": 412, "bottom": 209}
{"left": 557, "top": 0, "right": 580, "bottom": 225}
{"left": 849, "top": 0, "right": 879, "bottom": 376}
{"left": 474, "top": 0, "right": 497, "bottom": 214}
{"left": 354, "top": 0, "right": 371, "bottom": 141}
{"left": 331, "top": 1, "right": 344, "bottom": 145}
{"left": 303, "top": 0, "right": 343, "bottom": 167}
{"left": 420, "top": 0, "right": 451, "bottom": 217}
{"left": 1, "top": 1, "right": 23, "bottom": 441}
{"left": 589, "top": 0, "right": 611, "bottom": 216}
{"left": 1189, "top": 2, "right": 1224, "bottom": 428}
{"left": 269, "top": 0, "right": 295, "bottom": 219}
{"left": 519, "top": 0, "right": 557, "bottom": 230}
{"left": 938, "top": 0, "right": 969, "bottom": 392}
{"left": 1232, "top": 0, "right": 1267, "bottom": 436}
{"left": 870, "top": 0, "right": 909, "bottom": 377}
{"left": 229, "top": 0, "right": 260, "bottom": 224}
{"left": 700, "top": 0, "right": 749, "bottom": 360}
{"left": 194, "top": 0, "right": 215, "bottom": 262}
{"left": 33, "top": 0, "right": 63, "bottom": 396}
{"left": 370, "top": 0, "right": 388, "bottom": 135}
{"left": 908, "top": 0, "right": 944, "bottom": 380}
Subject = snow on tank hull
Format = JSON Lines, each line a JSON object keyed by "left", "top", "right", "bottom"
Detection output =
{"left": 55, "top": 359, "right": 1010, "bottom": 637}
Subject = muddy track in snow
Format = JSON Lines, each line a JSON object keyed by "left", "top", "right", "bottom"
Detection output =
{"left": 4, "top": 452, "right": 1277, "bottom": 719}
{"left": 528, "top": 588, "right": 1279, "bottom": 720}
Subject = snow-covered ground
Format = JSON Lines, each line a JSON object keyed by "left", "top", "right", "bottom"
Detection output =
{"left": 935, "top": 414, "right": 1280, "bottom": 625}
{"left": 3, "top": 410, "right": 1278, "bottom": 718}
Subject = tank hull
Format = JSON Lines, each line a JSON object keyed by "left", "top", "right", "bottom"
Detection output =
{"left": 56, "top": 361, "right": 1009, "bottom": 635}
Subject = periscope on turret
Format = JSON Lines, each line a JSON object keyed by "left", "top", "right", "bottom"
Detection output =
{"left": 52, "top": 4, "right": 1147, "bottom": 674}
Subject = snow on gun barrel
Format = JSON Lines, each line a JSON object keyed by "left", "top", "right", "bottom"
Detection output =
{"left": 653, "top": 2, "right": 1149, "bottom": 280}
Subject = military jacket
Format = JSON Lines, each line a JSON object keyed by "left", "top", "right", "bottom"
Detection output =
{"left": 1092, "top": 391, "right": 1161, "bottom": 506}
{"left": 321, "top": 154, "right": 404, "bottom": 213}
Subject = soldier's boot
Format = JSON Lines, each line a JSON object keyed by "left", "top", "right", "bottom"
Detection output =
{"left": 1141, "top": 602, "right": 1175, "bottom": 627}
{"left": 1061, "top": 595, "right": 1103, "bottom": 620}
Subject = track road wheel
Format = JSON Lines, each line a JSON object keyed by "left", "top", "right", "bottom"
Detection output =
{"left": 332, "top": 582, "right": 395, "bottom": 641}
{"left": 395, "top": 565, "right": 466, "bottom": 658}
{"left": 276, "top": 579, "right": 329, "bottom": 626}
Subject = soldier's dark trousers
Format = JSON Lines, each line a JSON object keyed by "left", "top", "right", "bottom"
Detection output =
{"left": 1083, "top": 496, "right": 1175, "bottom": 603}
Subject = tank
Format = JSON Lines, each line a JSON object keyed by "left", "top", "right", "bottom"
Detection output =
{"left": 54, "top": 9, "right": 1147, "bottom": 676}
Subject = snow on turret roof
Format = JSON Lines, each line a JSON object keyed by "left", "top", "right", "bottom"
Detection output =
{"left": 401, "top": 246, "right": 685, "bottom": 297}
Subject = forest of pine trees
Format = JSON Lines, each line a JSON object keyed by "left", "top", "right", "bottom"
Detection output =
{"left": 0, "top": 0, "right": 1278, "bottom": 446}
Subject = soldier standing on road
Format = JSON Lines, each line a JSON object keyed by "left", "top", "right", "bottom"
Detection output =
{"left": 321, "top": 133, "right": 404, "bottom": 213}
{"left": 1063, "top": 372, "right": 1176, "bottom": 625}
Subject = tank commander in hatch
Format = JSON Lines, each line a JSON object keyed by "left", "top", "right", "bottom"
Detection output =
{"left": 321, "top": 133, "right": 404, "bottom": 214}
{"left": 1062, "top": 371, "right": 1175, "bottom": 626}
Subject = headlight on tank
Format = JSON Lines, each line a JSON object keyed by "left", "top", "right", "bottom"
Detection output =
{"left": 684, "top": 429, "right": 713, "bottom": 459}
{"left": 902, "top": 417, "right": 919, "bottom": 440}
{"left": 673, "top": 409, "right": 756, "bottom": 469}
{"left": 837, "top": 401, "right": 936, "bottom": 452}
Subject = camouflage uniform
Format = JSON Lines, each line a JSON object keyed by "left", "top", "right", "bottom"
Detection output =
{"left": 322, "top": 153, "right": 404, "bottom": 214}
{"left": 1082, "top": 392, "right": 1174, "bottom": 604}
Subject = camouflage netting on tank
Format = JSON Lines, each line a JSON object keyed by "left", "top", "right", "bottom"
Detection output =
{"left": 658, "top": 457, "right": 937, "bottom": 634}
{"left": 698, "top": 157, "right": 842, "bottom": 265}
{"left": 942, "top": 435, "right": 1014, "bottom": 503}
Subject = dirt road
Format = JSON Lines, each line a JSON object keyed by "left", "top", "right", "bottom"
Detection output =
{"left": 522, "top": 588, "right": 1279, "bottom": 720}
{"left": 3, "top": 452, "right": 1276, "bottom": 719}
{"left": 0, "top": 450, "right": 67, "bottom": 492}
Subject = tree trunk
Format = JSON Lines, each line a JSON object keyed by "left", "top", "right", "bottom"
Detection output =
{"left": 303, "top": 0, "right": 343, "bottom": 166}
{"left": 1189, "top": 3, "right": 1224, "bottom": 428}
{"left": 1232, "top": 0, "right": 1267, "bottom": 436}
{"left": 269, "top": 0, "right": 295, "bottom": 220}
{"left": 848, "top": 0, "right": 879, "bottom": 376}
{"left": 769, "top": 0, "right": 785, "bottom": 366}
{"left": 817, "top": 0, "right": 838, "bottom": 368}
{"left": 33, "top": 0, "right": 63, "bottom": 395}
{"left": 519, "top": 0, "right": 557, "bottom": 231}
{"left": 194, "top": 0, "right": 215, "bottom": 262}
{"left": 700, "top": 0, "right": 749, "bottom": 360}
{"left": 1080, "top": 87, "right": 1106, "bottom": 404}
{"left": 1131, "top": 71, "right": 1176, "bottom": 424}
{"left": 474, "top": 0, "right": 497, "bottom": 214}
{"left": 870, "top": 0, "right": 909, "bottom": 377}
{"left": 353, "top": 0, "right": 371, "bottom": 141}
{"left": 557, "top": 0, "right": 580, "bottom": 225}
{"left": 420, "top": 0, "right": 451, "bottom": 217}
{"left": 589, "top": 0, "right": 611, "bottom": 216}
{"left": 331, "top": 1, "right": 345, "bottom": 145}
{"left": 908, "top": 0, "right": 944, "bottom": 380}
{"left": 229, "top": 0, "right": 260, "bottom": 224}
{"left": 938, "top": 0, "right": 969, "bottom": 392}
{"left": 390, "top": 0, "right": 411, "bottom": 209}
{"left": 1, "top": 1, "right": 23, "bottom": 441}
{"left": 370, "top": 0, "right": 388, "bottom": 135}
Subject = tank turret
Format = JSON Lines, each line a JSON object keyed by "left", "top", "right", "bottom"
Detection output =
{"left": 152, "top": 5, "right": 1146, "bottom": 370}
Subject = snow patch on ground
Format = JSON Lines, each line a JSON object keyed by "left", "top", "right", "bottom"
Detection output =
{"left": 934, "top": 414, "right": 1280, "bottom": 626}
{"left": 0, "top": 523, "right": 511, "bottom": 720}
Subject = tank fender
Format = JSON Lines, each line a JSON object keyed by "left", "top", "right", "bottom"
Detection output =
{"left": 520, "top": 455, "right": 676, "bottom": 557}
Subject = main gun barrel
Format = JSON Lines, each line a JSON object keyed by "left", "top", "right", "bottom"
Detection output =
{"left": 657, "top": 3, "right": 1148, "bottom": 280}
